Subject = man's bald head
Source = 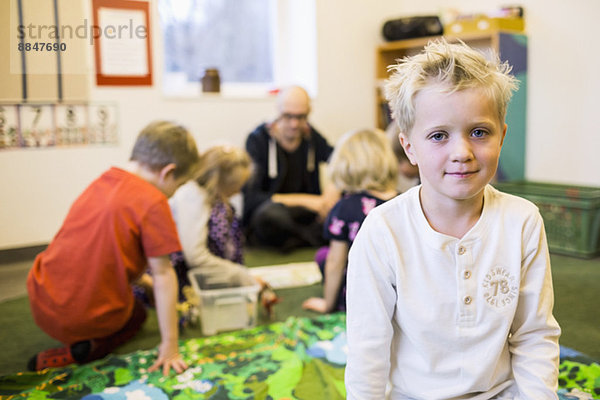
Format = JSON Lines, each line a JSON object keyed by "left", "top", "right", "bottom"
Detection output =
{"left": 271, "top": 86, "right": 311, "bottom": 152}
{"left": 277, "top": 86, "right": 311, "bottom": 115}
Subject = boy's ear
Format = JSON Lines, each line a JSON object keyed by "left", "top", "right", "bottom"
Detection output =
{"left": 158, "top": 163, "right": 177, "bottom": 182}
{"left": 398, "top": 132, "right": 418, "bottom": 166}
{"left": 500, "top": 123, "right": 507, "bottom": 147}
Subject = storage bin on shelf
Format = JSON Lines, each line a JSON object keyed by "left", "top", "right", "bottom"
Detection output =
{"left": 494, "top": 181, "right": 600, "bottom": 259}
{"left": 188, "top": 268, "right": 260, "bottom": 335}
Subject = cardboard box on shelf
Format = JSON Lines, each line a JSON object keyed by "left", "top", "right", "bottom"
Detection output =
{"left": 447, "top": 16, "right": 525, "bottom": 35}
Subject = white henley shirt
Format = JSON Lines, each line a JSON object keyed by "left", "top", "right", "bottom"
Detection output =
{"left": 345, "top": 184, "right": 560, "bottom": 400}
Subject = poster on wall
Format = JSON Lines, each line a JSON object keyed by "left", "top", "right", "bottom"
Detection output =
{"left": 19, "top": 104, "right": 56, "bottom": 148}
{"left": 0, "top": 105, "right": 20, "bottom": 149}
{"left": 92, "top": 0, "right": 153, "bottom": 86}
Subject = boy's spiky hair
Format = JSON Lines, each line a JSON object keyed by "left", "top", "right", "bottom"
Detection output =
{"left": 385, "top": 39, "right": 519, "bottom": 134}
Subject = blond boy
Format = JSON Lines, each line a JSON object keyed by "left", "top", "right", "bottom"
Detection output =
{"left": 345, "top": 40, "right": 560, "bottom": 399}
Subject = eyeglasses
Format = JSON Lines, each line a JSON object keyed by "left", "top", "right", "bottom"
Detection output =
{"left": 280, "top": 113, "right": 308, "bottom": 122}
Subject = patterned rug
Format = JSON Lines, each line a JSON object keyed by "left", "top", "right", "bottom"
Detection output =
{"left": 0, "top": 313, "right": 598, "bottom": 399}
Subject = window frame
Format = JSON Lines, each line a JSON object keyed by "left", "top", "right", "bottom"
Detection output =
{"left": 158, "top": 0, "right": 317, "bottom": 99}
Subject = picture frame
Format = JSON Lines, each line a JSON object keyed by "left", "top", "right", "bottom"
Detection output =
{"left": 92, "top": 0, "right": 153, "bottom": 86}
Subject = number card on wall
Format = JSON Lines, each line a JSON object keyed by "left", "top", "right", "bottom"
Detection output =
{"left": 0, "top": 102, "right": 119, "bottom": 150}
{"left": 19, "top": 104, "right": 56, "bottom": 148}
{"left": 88, "top": 103, "right": 118, "bottom": 145}
{"left": 0, "top": 105, "right": 20, "bottom": 149}
{"left": 54, "top": 104, "right": 88, "bottom": 145}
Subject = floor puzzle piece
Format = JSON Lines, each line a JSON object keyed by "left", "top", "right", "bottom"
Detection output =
{"left": 249, "top": 261, "right": 322, "bottom": 289}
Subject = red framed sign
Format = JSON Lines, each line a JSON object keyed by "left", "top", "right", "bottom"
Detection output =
{"left": 92, "top": 0, "right": 153, "bottom": 86}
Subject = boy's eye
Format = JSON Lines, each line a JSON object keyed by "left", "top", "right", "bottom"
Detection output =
{"left": 472, "top": 129, "right": 487, "bottom": 138}
{"left": 430, "top": 132, "right": 446, "bottom": 141}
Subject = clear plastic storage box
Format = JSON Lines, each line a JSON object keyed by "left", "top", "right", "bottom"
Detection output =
{"left": 188, "top": 268, "right": 260, "bottom": 336}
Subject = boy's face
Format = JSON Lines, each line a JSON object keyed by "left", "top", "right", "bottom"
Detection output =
{"left": 156, "top": 165, "right": 189, "bottom": 198}
{"left": 163, "top": 175, "right": 188, "bottom": 198}
{"left": 400, "top": 84, "right": 506, "bottom": 207}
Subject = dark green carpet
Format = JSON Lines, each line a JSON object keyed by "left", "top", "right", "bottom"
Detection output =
{"left": 0, "top": 248, "right": 598, "bottom": 376}
{"left": 550, "top": 253, "right": 600, "bottom": 360}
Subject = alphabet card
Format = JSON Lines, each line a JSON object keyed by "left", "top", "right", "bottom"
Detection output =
{"left": 18, "top": 104, "right": 56, "bottom": 148}
{"left": 88, "top": 103, "right": 118, "bottom": 145}
{"left": 0, "top": 105, "right": 20, "bottom": 149}
{"left": 54, "top": 103, "right": 88, "bottom": 145}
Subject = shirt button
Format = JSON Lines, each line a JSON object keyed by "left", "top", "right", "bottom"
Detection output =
{"left": 463, "top": 270, "right": 471, "bottom": 279}
{"left": 458, "top": 246, "right": 466, "bottom": 255}
{"left": 464, "top": 296, "right": 472, "bottom": 305}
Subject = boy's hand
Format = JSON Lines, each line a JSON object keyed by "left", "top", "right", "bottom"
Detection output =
{"left": 147, "top": 256, "right": 188, "bottom": 376}
{"left": 148, "top": 341, "right": 188, "bottom": 376}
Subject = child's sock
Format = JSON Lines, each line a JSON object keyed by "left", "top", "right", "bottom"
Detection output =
{"left": 27, "top": 340, "right": 91, "bottom": 371}
{"left": 70, "top": 340, "right": 92, "bottom": 362}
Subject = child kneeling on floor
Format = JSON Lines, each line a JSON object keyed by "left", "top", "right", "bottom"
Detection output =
{"left": 169, "top": 145, "right": 279, "bottom": 316}
{"left": 27, "top": 121, "right": 200, "bottom": 375}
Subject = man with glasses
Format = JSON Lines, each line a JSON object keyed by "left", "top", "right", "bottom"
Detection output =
{"left": 243, "top": 85, "right": 337, "bottom": 251}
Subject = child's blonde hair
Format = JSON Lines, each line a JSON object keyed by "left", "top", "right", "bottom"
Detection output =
{"left": 195, "top": 145, "right": 252, "bottom": 203}
{"left": 385, "top": 39, "right": 519, "bottom": 134}
{"left": 328, "top": 129, "right": 398, "bottom": 193}
{"left": 130, "top": 120, "right": 200, "bottom": 178}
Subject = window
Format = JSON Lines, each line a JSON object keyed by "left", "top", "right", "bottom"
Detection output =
{"left": 159, "top": 0, "right": 317, "bottom": 97}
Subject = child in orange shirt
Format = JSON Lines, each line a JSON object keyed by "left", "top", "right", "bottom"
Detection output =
{"left": 27, "top": 121, "right": 200, "bottom": 375}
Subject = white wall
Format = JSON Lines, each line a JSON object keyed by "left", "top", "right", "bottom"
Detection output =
{"left": 1, "top": 0, "right": 599, "bottom": 249}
